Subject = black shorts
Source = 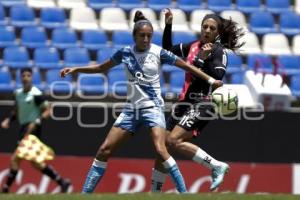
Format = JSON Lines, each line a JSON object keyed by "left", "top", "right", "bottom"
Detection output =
{"left": 18, "top": 123, "right": 42, "bottom": 143}
{"left": 166, "top": 102, "right": 215, "bottom": 134}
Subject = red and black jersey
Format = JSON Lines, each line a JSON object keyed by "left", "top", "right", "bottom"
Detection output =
{"left": 163, "top": 24, "right": 228, "bottom": 104}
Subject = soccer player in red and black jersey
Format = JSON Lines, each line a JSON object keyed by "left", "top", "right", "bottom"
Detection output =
{"left": 151, "top": 9, "right": 245, "bottom": 192}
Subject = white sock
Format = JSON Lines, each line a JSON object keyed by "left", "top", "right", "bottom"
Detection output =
{"left": 92, "top": 159, "right": 107, "bottom": 169}
{"left": 192, "top": 148, "right": 222, "bottom": 169}
{"left": 151, "top": 168, "right": 167, "bottom": 192}
{"left": 162, "top": 157, "right": 176, "bottom": 169}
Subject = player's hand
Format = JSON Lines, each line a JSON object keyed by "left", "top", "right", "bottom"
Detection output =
{"left": 60, "top": 68, "right": 76, "bottom": 78}
{"left": 199, "top": 43, "right": 213, "bottom": 60}
{"left": 164, "top": 8, "right": 173, "bottom": 25}
{"left": 212, "top": 80, "right": 223, "bottom": 90}
{"left": 1, "top": 118, "right": 10, "bottom": 129}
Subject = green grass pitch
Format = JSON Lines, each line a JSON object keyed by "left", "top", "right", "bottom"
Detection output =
{"left": 0, "top": 193, "right": 300, "bottom": 200}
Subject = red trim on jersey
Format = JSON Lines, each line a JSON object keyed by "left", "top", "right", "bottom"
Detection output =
{"left": 179, "top": 41, "right": 201, "bottom": 101}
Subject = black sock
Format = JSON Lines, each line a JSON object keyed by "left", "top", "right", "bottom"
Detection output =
{"left": 2, "top": 169, "right": 18, "bottom": 191}
{"left": 41, "top": 165, "right": 64, "bottom": 185}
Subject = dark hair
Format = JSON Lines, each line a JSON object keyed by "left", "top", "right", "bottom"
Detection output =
{"left": 133, "top": 11, "right": 153, "bottom": 36}
{"left": 202, "top": 14, "right": 245, "bottom": 52}
{"left": 20, "top": 67, "right": 32, "bottom": 74}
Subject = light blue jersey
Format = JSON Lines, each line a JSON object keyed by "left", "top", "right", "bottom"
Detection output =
{"left": 111, "top": 44, "right": 177, "bottom": 109}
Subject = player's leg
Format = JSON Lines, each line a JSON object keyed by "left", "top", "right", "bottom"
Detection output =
{"left": 82, "top": 126, "right": 132, "bottom": 193}
{"left": 31, "top": 162, "right": 71, "bottom": 193}
{"left": 1, "top": 152, "right": 22, "bottom": 193}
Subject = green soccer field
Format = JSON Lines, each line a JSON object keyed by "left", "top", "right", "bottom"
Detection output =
{"left": 1, "top": 193, "right": 300, "bottom": 200}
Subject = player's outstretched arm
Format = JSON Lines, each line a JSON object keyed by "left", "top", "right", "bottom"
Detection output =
{"left": 174, "top": 58, "right": 223, "bottom": 89}
{"left": 60, "top": 59, "right": 116, "bottom": 78}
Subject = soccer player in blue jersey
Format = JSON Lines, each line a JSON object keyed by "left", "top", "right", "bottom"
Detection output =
{"left": 1, "top": 68, "right": 71, "bottom": 193}
{"left": 60, "top": 11, "right": 222, "bottom": 194}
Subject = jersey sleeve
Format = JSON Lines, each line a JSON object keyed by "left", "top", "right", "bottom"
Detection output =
{"left": 210, "top": 47, "right": 227, "bottom": 80}
{"left": 160, "top": 48, "right": 178, "bottom": 65}
{"left": 110, "top": 48, "right": 123, "bottom": 65}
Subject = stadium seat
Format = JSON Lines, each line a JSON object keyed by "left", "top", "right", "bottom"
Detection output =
{"left": 34, "top": 47, "right": 62, "bottom": 70}
{"left": 230, "top": 72, "right": 245, "bottom": 84}
{"left": 173, "top": 31, "right": 197, "bottom": 44}
{"left": 52, "top": 28, "right": 79, "bottom": 50}
{"left": 27, "top": 0, "right": 56, "bottom": 8}
{"left": 290, "top": 74, "right": 300, "bottom": 98}
{"left": 129, "top": 8, "right": 159, "bottom": 31}
{"left": 159, "top": 9, "right": 189, "bottom": 31}
{"left": 160, "top": 75, "right": 167, "bottom": 95}
{"left": 117, "top": 0, "right": 145, "bottom": 12}
{"left": 277, "top": 55, "right": 300, "bottom": 75}
{"left": 220, "top": 10, "right": 247, "bottom": 30}
{"left": 40, "top": 8, "right": 67, "bottom": 29}
{"left": 169, "top": 70, "right": 185, "bottom": 94}
{"left": 0, "top": 4, "right": 7, "bottom": 25}
{"left": 249, "top": 11, "right": 277, "bottom": 35}
{"left": 262, "top": 33, "right": 291, "bottom": 55}
{"left": 15, "top": 69, "right": 43, "bottom": 89}
{"left": 3, "top": 46, "right": 32, "bottom": 69}
{"left": 64, "top": 48, "right": 90, "bottom": 67}
{"left": 21, "top": 26, "right": 48, "bottom": 49}
{"left": 190, "top": 9, "right": 214, "bottom": 33}
{"left": 10, "top": 5, "right": 37, "bottom": 27}
{"left": 280, "top": 11, "right": 300, "bottom": 36}
{"left": 207, "top": 0, "right": 233, "bottom": 12}
{"left": 97, "top": 48, "right": 114, "bottom": 63}
{"left": 292, "top": 35, "right": 300, "bottom": 55}
{"left": 57, "top": 0, "right": 86, "bottom": 9}
{"left": 0, "top": 0, "right": 25, "bottom": 7}
{"left": 0, "top": 71, "right": 14, "bottom": 93}
{"left": 247, "top": 54, "right": 273, "bottom": 73}
{"left": 70, "top": 7, "right": 98, "bottom": 31}
{"left": 162, "top": 64, "right": 184, "bottom": 73}
{"left": 87, "top": 0, "right": 115, "bottom": 10}
{"left": 227, "top": 53, "right": 244, "bottom": 74}
{"left": 77, "top": 74, "right": 108, "bottom": 95}
{"left": 296, "top": 0, "right": 300, "bottom": 14}
{"left": 265, "top": 0, "right": 291, "bottom": 14}
{"left": 236, "top": 0, "right": 262, "bottom": 14}
{"left": 152, "top": 31, "right": 163, "bottom": 46}
{"left": 82, "top": 30, "right": 108, "bottom": 50}
{"left": 238, "top": 32, "right": 262, "bottom": 55}
{"left": 108, "top": 69, "right": 127, "bottom": 96}
{"left": 112, "top": 30, "right": 134, "bottom": 48}
{"left": 147, "top": 0, "right": 173, "bottom": 12}
{"left": 99, "top": 7, "right": 129, "bottom": 31}
{"left": 46, "top": 69, "right": 73, "bottom": 94}
{"left": 176, "top": 0, "right": 204, "bottom": 13}
{"left": 0, "top": 26, "right": 18, "bottom": 48}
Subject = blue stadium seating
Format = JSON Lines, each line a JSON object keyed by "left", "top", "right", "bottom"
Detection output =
{"left": 176, "top": 0, "right": 204, "bottom": 13}
{"left": 78, "top": 74, "right": 108, "bottom": 95}
{"left": 0, "top": 4, "right": 7, "bottom": 25}
{"left": 64, "top": 48, "right": 90, "bottom": 67}
{"left": 162, "top": 64, "right": 184, "bottom": 74}
{"left": 236, "top": 0, "right": 262, "bottom": 14}
{"left": 230, "top": 72, "right": 245, "bottom": 84}
{"left": 21, "top": 26, "right": 48, "bottom": 49}
{"left": 290, "top": 74, "right": 300, "bottom": 98}
{"left": 279, "top": 11, "right": 300, "bottom": 36}
{"left": 266, "top": 0, "right": 291, "bottom": 14}
{"left": 160, "top": 75, "right": 167, "bottom": 95}
{"left": 0, "top": 0, "right": 25, "bottom": 7}
{"left": 52, "top": 28, "right": 79, "bottom": 50}
{"left": 277, "top": 55, "right": 300, "bottom": 75}
{"left": 147, "top": 0, "right": 173, "bottom": 12}
{"left": 169, "top": 70, "right": 185, "bottom": 94}
{"left": 97, "top": 48, "right": 115, "bottom": 63}
{"left": 117, "top": 0, "right": 145, "bottom": 11}
{"left": 108, "top": 69, "right": 127, "bottom": 96}
{"left": 207, "top": 0, "right": 233, "bottom": 12}
{"left": 46, "top": 69, "right": 73, "bottom": 94}
{"left": 152, "top": 31, "right": 163, "bottom": 46}
{"left": 88, "top": 0, "right": 115, "bottom": 11}
{"left": 15, "top": 69, "right": 43, "bottom": 89}
{"left": 10, "top": 5, "right": 37, "bottom": 27}
{"left": 3, "top": 46, "right": 32, "bottom": 69}
{"left": 227, "top": 53, "right": 244, "bottom": 74}
{"left": 247, "top": 54, "right": 273, "bottom": 73}
{"left": 0, "top": 26, "right": 18, "bottom": 48}
{"left": 40, "top": 8, "right": 67, "bottom": 29}
{"left": 0, "top": 71, "right": 14, "bottom": 93}
{"left": 82, "top": 30, "right": 108, "bottom": 50}
{"left": 249, "top": 11, "right": 277, "bottom": 35}
{"left": 173, "top": 31, "right": 197, "bottom": 44}
{"left": 112, "top": 30, "right": 134, "bottom": 48}
{"left": 34, "top": 47, "right": 62, "bottom": 70}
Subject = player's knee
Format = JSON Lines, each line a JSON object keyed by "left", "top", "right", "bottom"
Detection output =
{"left": 97, "top": 145, "right": 112, "bottom": 158}
{"left": 166, "top": 135, "right": 180, "bottom": 149}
